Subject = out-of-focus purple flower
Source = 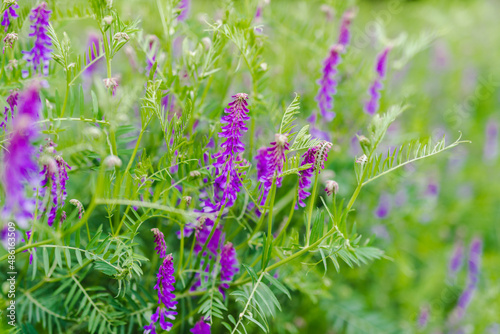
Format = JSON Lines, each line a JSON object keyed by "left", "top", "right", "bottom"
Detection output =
{"left": 1, "top": 2, "right": 19, "bottom": 32}
{"left": 2, "top": 85, "right": 41, "bottom": 228}
{"left": 337, "top": 9, "right": 355, "bottom": 48}
{"left": 85, "top": 33, "right": 101, "bottom": 75}
{"left": 146, "top": 35, "right": 159, "bottom": 76}
{"left": 425, "top": 180, "right": 440, "bottom": 197}
{"left": 374, "top": 192, "right": 391, "bottom": 219}
{"left": 365, "top": 47, "right": 391, "bottom": 115}
{"left": 144, "top": 254, "right": 178, "bottom": 333}
{"left": 257, "top": 134, "right": 289, "bottom": 204}
{"left": 1, "top": 90, "right": 18, "bottom": 130}
{"left": 483, "top": 119, "right": 498, "bottom": 162}
{"left": 315, "top": 44, "right": 343, "bottom": 122}
{"left": 151, "top": 228, "right": 167, "bottom": 258}
{"left": 219, "top": 242, "right": 238, "bottom": 298}
{"left": 452, "top": 238, "right": 483, "bottom": 321}
{"left": 324, "top": 180, "right": 338, "bottom": 196}
{"left": 212, "top": 93, "right": 250, "bottom": 210}
{"left": 371, "top": 224, "right": 391, "bottom": 241}
{"left": 22, "top": 2, "right": 52, "bottom": 76}
{"left": 417, "top": 305, "right": 430, "bottom": 329}
{"left": 297, "top": 141, "right": 332, "bottom": 208}
{"left": 190, "top": 317, "right": 211, "bottom": 334}
{"left": 449, "top": 241, "right": 464, "bottom": 278}
{"left": 1, "top": 225, "right": 20, "bottom": 250}
{"left": 177, "top": 0, "right": 190, "bottom": 21}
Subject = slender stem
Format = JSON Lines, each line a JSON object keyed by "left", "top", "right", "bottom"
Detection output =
{"left": 306, "top": 170, "right": 319, "bottom": 246}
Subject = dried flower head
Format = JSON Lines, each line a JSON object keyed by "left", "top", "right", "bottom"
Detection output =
{"left": 325, "top": 180, "right": 339, "bottom": 196}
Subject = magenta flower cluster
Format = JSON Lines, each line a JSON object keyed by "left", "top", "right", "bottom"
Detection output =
{"left": 297, "top": 141, "right": 332, "bottom": 208}
{"left": 22, "top": 2, "right": 52, "bottom": 76}
{"left": 218, "top": 242, "right": 239, "bottom": 298}
{"left": 144, "top": 229, "right": 178, "bottom": 333}
{"left": 255, "top": 133, "right": 289, "bottom": 204}
{"left": 364, "top": 47, "right": 391, "bottom": 115}
{"left": 2, "top": 85, "right": 41, "bottom": 228}
{"left": 1, "top": 90, "right": 18, "bottom": 130}
{"left": 212, "top": 93, "right": 250, "bottom": 210}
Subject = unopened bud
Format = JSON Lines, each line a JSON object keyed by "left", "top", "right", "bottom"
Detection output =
{"left": 201, "top": 37, "right": 211, "bottom": 50}
{"left": 103, "top": 15, "right": 113, "bottom": 25}
{"left": 325, "top": 180, "right": 339, "bottom": 196}
{"left": 189, "top": 170, "right": 201, "bottom": 178}
{"left": 183, "top": 196, "right": 192, "bottom": 206}
{"left": 103, "top": 155, "right": 122, "bottom": 168}
{"left": 355, "top": 154, "right": 368, "bottom": 164}
{"left": 113, "top": 32, "right": 129, "bottom": 42}
{"left": 3, "top": 33, "right": 18, "bottom": 52}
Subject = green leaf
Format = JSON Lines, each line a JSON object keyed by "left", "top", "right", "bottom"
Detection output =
{"left": 279, "top": 93, "right": 300, "bottom": 135}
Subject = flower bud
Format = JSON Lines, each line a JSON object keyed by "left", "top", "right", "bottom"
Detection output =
{"left": 103, "top": 155, "right": 122, "bottom": 168}
{"left": 325, "top": 180, "right": 339, "bottom": 196}
{"left": 201, "top": 37, "right": 211, "bottom": 50}
{"left": 113, "top": 32, "right": 129, "bottom": 41}
{"left": 183, "top": 196, "right": 192, "bottom": 206}
{"left": 189, "top": 170, "right": 201, "bottom": 178}
{"left": 103, "top": 15, "right": 113, "bottom": 25}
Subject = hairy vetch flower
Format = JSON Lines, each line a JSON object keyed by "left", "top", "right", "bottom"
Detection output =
{"left": 151, "top": 228, "right": 167, "bottom": 258}
{"left": 39, "top": 143, "right": 71, "bottom": 227}
{"left": 177, "top": 0, "right": 190, "bottom": 21}
{"left": 374, "top": 192, "right": 391, "bottom": 219}
{"left": 70, "top": 199, "right": 85, "bottom": 219}
{"left": 315, "top": 44, "right": 343, "bottom": 122}
{"left": 212, "top": 93, "right": 250, "bottom": 209}
{"left": 257, "top": 134, "right": 289, "bottom": 204}
{"left": 365, "top": 47, "right": 391, "bottom": 115}
{"left": 297, "top": 141, "right": 332, "bottom": 208}
{"left": 1, "top": 2, "right": 18, "bottom": 32}
{"left": 324, "top": 180, "right": 339, "bottom": 196}
{"left": 1, "top": 90, "right": 18, "bottom": 130}
{"left": 337, "top": 8, "right": 356, "bottom": 48}
{"left": 3, "top": 32, "right": 17, "bottom": 53}
{"left": 483, "top": 118, "right": 498, "bottom": 162}
{"left": 219, "top": 242, "right": 239, "bottom": 298}
{"left": 22, "top": 2, "right": 52, "bottom": 76}
{"left": 452, "top": 238, "right": 483, "bottom": 321}
{"left": 449, "top": 241, "right": 464, "bottom": 278}
{"left": 84, "top": 33, "right": 101, "bottom": 75}
{"left": 1, "top": 85, "right": 41, "bottom": 228}
{"left": 144, "top": 254, "right": 178, "bottom": 333}
{"left": 190, "top": 317, "right": 211, "bottom": 334}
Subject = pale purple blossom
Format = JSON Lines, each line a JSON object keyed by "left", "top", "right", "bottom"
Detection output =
{"left": 315, "top": 44, "right": 343, "bottom": 122}
{"left": 374, "top": 192, "right": 391, "bottom": 219}
{"left": 1, "top": 90, "right": 18, "bottom": 130}
{"left": 483, "top": 118, "right": 498, "bottom": 162}
{"left": 449, "top": 241, "right": 464, "bottom": 278}
{"left": 177, "top": 0, "right": 190, "bottom": 21}
{"left": 337, "top": 9, "right": 355, "bottom": 48}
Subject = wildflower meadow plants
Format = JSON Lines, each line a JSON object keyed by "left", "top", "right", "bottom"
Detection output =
{"left": 1, "top": 0, "right": 499, "bottom": 333}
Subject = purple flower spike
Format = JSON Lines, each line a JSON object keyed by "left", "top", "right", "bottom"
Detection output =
{"left": 452, "top": 238, "right": 483, "bottom": 322}
{"left": 2, "top": 85, "right": 41, "bottom": 228}
{"left": 212, "top": 93, "right": 250, "bottom": 209}
{"left": 417, "top": 305, "right": 430, "bottom": 329}
{"left": 315, "top": 44, "right": 343, "bottom": 122}
{"left": 364, "top": 47, "right": 391, "bottom": 115}
{"left": 1, "top": 90, "right": 18, "bottom": 130}
{"left": 151, "top": 228, "right": 167, "bottom": 258}
{"left": 190, "top": 318, "right": 211, "bottom": 334}
{"left": 144, "top": 253, "right": 178, "bottom": 333}
{"left": 219, "top": 242, "right": 239, "bottom": 299}
{"left": 337, "top": 9, "right": 356, "bottom": 48}
{"left": 22, "top": 2, "right": 52, "bottom": 76}
{"left": 1, "top": 3, "right": 19, "bottom": 32}
{"left": 257, "top": 134, "right": 289, "bottom": 204}
{"left": 297, "top": 141, "right": 332, "bottom": 208}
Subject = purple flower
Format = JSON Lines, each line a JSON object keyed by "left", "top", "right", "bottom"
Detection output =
{"left": 257, "top": 134, "right": 289, "bottom": 204}
{"left": 190, "top": 318, "right": 211, "bottom": 334}
{"left": 219, "top": 242, "right": 239, "bottom": 298}
{"left": 297, "top": 141, "right": 332, "bottom": 208}
{"left": 146, "top": 35, "right": 159, "bottom": 76}
{"left": 417, "top": 305, "right": 430, "bottom": 329}
{"left": 144, "top": 254, "right": 178, "bottom": 333}
{"left": 1, "top": 85, "right": 41, "bottom": 228}
{"left": 365, "top": 47, "right": 391, "bottom": 115}
{"left": 1, "top": 3, "right": 19, "bottom": 32}
{"left": 212, "top": 93, "right": 250, "bottom": 209}
{"left": 39, "top": 141, "right": 71, "bottom": 227}
{"left": 374, "top": 193, "right": 391, "bottom": 219}
{"left": 483, "top": 118, "right": 498, "bottom": 162}
{"left": 449, "top": 241, "right": 464, "bottom": 278}
{"left": 85, "top": 33, "right": 101, "bottom": 75}
{"left": 1, "top": 90, "right": 18, "bottom": 130}
{"left": 177, "top": 0, "right": 190, "bottom": 21}
{"left": 337, "top": 9, "right": 355, "bottom": 48}
{"left": 151, "top": 228, "right": 167, "bottom": 258}
{"left": 315, "top": 44, "right": 343, "bottom": 122}
{"left": 22, "top": 2, "right": 52, "bottom": 76}
{"left": 452, "top": 238, "right": 483, "bottom": 321}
